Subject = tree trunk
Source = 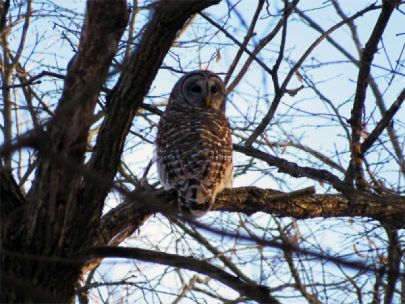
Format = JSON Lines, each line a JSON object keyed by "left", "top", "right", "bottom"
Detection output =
{"left": 0, "top": 1, "right": 220, "bottom": 302}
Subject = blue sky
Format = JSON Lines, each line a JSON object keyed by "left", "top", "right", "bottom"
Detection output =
{"left": 3, "top": 0, "right": 404, "bottom": 302}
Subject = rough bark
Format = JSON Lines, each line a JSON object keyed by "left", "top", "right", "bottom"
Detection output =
{"left": 78, "top": 0, "right": 221, "bottom": 247}
{"left": 93, "top": 186, "right": 405, "bottom": 249}
{"left": 1, "top": 1, "right": 129, "bottom": 302}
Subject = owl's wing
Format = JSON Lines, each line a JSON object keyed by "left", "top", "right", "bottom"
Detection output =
{"left": 157, "top": 141, "right": 211, "bottom": 183}
{"left": 156, "top": 110, "right": 233, "bottom": 216}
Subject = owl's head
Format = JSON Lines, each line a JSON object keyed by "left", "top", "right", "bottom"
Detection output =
{"left": 169, "top": 70, "right": 226, "bottom": 112}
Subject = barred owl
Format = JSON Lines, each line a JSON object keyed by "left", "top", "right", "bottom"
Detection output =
{"left": 156, "top": 70, "right": 233, "bottom": 217}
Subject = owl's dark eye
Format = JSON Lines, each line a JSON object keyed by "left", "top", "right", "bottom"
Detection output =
{"left": 211, "top": 85, "right": 219, "bottom": 94}
{"left": 190, "top": 85, "right": 202, "bottom": 93}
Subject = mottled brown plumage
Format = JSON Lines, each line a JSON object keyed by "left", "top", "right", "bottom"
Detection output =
{"left": 156, "top": 70, "right": 233, "bottom": 216}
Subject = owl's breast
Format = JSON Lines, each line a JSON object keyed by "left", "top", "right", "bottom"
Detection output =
{"left": 157, "top": 109, "right": 231, "bottom": 150}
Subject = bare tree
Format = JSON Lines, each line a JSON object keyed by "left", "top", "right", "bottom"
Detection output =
{"left": 1, "top": 0, "right": 404, "bottom": 303}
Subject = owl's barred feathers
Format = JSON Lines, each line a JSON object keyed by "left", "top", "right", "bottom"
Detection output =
{"left": 156, "top": 70, "right": 233, "bottom": 217}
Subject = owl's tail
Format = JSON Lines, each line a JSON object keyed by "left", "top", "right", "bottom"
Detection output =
{"left": 177, "top": 179, "right": 214, "bottom": 217}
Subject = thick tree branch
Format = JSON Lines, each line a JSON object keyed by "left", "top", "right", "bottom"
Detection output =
{"left": 215, "top": 188, "right": 405, "bottom": 227}
{"left": 79, "top": 0, "right": 221, "bottom": 244}
{"left": 346, "top": 0, "right": 399, "bottom": 188}
{"left": 0, "top": 273, "right": 64, "bottom": 303}
{"left": 383, "top": 228, "right": 401, "bottom": 304}
{"left": 95, "top": 186, "right": 405, "bottom": 250}
{"left": 2, "top": 2, "right": 129, "bottom": 301}
{"left": 84, "top": 246, "right": 281, "bottom": 304}
{"left": 0, "top": 165, "right": 27, "bottom": 251}
{"left": 26, "top": 0, "right": 129, "bottom": 252}
{"left": 0, "top": 166, "right": 26, "bottom": 217}
{"left": 0, "top": 0, "right": 9, "bottom": 33}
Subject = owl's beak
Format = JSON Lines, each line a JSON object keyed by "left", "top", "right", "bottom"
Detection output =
{"left": 205, "top": 95, "right": 212, "bottom": 108}
{"left": 204, "top": 77, "right": 212, "bottom": 108}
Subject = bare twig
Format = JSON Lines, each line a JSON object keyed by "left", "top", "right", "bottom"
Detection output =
{"left": 296, "top": 5, "right": 405, "bottom": 176}
{"left": 223, "top": 0, "right": 265, "bottom": 86}
{"left": 225, "top": 0, "right": 300, "bottom": 94}
{"left": 234, "top": 144, "right": 347, "bottom": 192}
{"left": 84, "top": 246, "right": 281, "bottom": 304}
{"left": 199, "top": 12, "right": 273, "bottom": 76}
{"left": 361, "top": 88, "right": 405, "bottom": 156}
{"left": 245, "top": 3, "right": 380, "bottom": 147}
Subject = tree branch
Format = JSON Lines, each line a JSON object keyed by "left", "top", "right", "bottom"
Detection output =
{"left": 83, "top": 246, "right": 281, "bottom": 304}
{"left": 234, "top": 144, "right": 348, "bottom": 192}
{"left": 79, "top": 0, "right": 221, "bottom": 244}
{"left": 199, "top": 11, "right": 273, "bottom": 76}
{"left": 0, "top": 166, "right": 26, "bottom": 217}
{"left": 223, "top": 0, "right": 265, "bottom": 86}
{"left": 296, "top": 5, "right": 405, "bottom": 176}
{"left": 277, "top": 222, "right": 322, "bottom": 304}
{"left": 26, "top": 0, "right": 129, "bottom": 251}
{"left": 95, "top": 185, "right": 405, "bottom": 250}
{"left": 215, "top": 187, "right": 405, "bottom": 228}
{"left": 173, "top": 218, "right": 257, "bottom": 285}
{"left": 225, "top": 0, "right": 299, "bottom": 94}
{"left": 346, "top": 0, "right": 399, "bottom": 188}
{"left": 383, "top": 228, "right": 401, "bottom": 304}
{"left": 245, "top": 2, "right": 380, "bottom": 146}
{"left": 0, "top": 166, "right": 27, "bottom": 239}
{"left": 361, "top": 88, "right": 405, "bottom": 155}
